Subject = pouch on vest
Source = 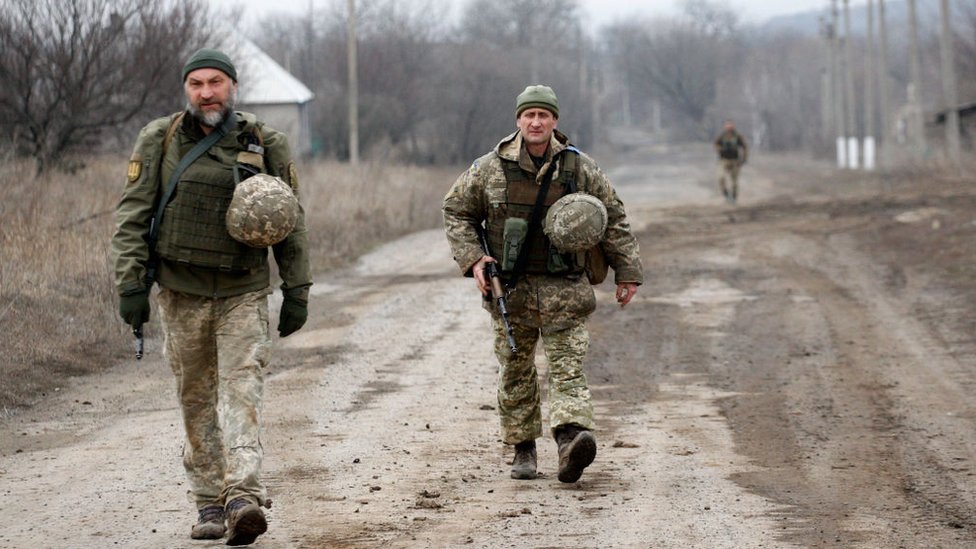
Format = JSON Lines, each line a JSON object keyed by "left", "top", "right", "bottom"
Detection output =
{"left": 501, "top": 217, "right": 528, "bottom": 272}
{"left": 547, "top": 243, "right": 573, "bottom": 274}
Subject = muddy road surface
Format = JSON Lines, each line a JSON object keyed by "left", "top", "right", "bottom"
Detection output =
{"left": 2, "top": 144, "right": 975, "bottom": 548}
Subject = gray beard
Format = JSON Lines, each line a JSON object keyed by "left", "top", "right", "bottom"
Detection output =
{"left": 187, "top": 90, "right": 237, "bottom": 128}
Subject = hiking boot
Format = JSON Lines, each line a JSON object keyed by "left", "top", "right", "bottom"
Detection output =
{"left": 190, "top": 505, "right": 226, "bottom": 540}
{"left": 225, "top": 497, "right": 267, "bottom": 546}
{"left": 510, "top": 440, "right": 538, "bottom": 480}
{"left": 555, "top": 426, "right": 597, "bottom": 483}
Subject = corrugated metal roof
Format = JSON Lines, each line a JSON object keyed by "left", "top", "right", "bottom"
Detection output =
{"left": 234, "top": 37, "right": 314, "bottom": 105}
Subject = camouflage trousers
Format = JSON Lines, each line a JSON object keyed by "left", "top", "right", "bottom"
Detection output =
{"left": 157, "top": 287, "right": 272, "bottom": 510}
{"left": 719, "top": 159, "right": 741, "bottom": 195}
{"left": 491, "top": 317, "right": 594, "bottom": 445}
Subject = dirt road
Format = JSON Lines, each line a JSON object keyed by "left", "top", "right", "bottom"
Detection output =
{"left": 2, "top": 144, "right": 975, "bottom": 548}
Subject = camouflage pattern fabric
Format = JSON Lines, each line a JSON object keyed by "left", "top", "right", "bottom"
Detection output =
{"left": 483, "top": 272, "right": 595, "bottom": 333}
{"left": 444, "top": 129, "right": 641, "bottom": 449}
{"left": 720, "top": 159, "right": 741, "bottom": 188}
{"left": 493, "top": 317, "right": 594, "bottom": 444}
{"left": 226, "top": 173, "right": 299, "bottom": 248}
{"left": 157, "top": 287, "right": 272, "bottom": 509}
{"left": 544, "top": 192, "right": 608, "bottom": 253}
{"left": 443, "top": 130, "right": 643, "bottom": 286}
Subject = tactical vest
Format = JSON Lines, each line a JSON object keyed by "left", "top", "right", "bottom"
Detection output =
{"left": 154, "top": 115, "right": 267, "bottom": 271}
{"left": 719, "top": 133, "right": 741, "bottom": 159}
{"left": 486, "top": 151, "right": 584, "bottom": 277}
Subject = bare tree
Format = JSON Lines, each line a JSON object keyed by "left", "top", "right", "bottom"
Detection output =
{"left": 604, "top": 0, "right": 742, "bottom": 139}
{"left": 953, "top": 0, "right": 976, "bottom": 100}
{"left": 0, "top": 0, "right": 214, "bottom": 172}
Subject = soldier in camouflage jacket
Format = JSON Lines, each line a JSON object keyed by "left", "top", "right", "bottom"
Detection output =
{"left": 443, "top": 85, "right": 643, "bottom": 483}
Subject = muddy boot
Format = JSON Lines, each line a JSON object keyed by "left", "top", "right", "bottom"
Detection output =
{"left": 190, "top": 505, "right": 226, "bottom": 540}
{"left": 555, "top": 426, "right": 597, "bottom": 483}
{"left": 510, "top": 440, "right": 538, "bottom": 480}
{"left": 225, "top": 497, "right": 267, "bottom": 546}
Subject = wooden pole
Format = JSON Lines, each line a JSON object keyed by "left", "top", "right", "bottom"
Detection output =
{"left": 347, "top": 0, "right": 359, "bottom": 164}
{"left": 938, "top": 0, "right": 962, "bottom": 169}
{"left": 864, "top": 0, "right": 876, "bottom": 170}
{"left": 907, "top": 0, "right": 927, "bottom": 159}
{"left": 878, "top": 0, "right": 891, "bottom": 148}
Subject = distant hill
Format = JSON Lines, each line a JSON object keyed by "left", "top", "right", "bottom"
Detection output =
{"left": 759, "top": 0, "right": 941, "bottom": 38}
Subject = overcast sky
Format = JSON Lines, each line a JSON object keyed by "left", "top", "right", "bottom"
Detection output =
{"left": 226, "top": 0, "right": 836, "bottom": 29}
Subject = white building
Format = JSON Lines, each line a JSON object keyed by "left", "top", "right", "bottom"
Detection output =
{"left": 233, "top": 38, "right": 314, "bottom": 157}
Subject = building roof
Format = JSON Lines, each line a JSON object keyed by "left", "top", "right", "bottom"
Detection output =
{"left": 234, "top": 37, "right": 314, "bottom": 106}
{"left": 934, "top": 101, "right": 976, "bottom": 124}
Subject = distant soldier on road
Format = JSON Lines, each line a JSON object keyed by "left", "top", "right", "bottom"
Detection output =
{"left": 111, "top": 48, "right": 311, "bottom": 545}
{"left": 443, "top": 85, "right": 643, "bottom": 483}
{"left": 714, "top": 119, "right": 748, "bottom": 203}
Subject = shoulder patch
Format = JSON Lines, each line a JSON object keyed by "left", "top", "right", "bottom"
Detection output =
{"left": 127, "top": 154, "right": 143, "bottom": 184}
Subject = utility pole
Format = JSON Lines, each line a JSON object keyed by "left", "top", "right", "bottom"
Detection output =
{"left": 832, "top": 0, "right": 847, "bottom": 168}
{"left": 346, "top": 0, "right": 359, "bottom": 165}
{"left": 843, "top": 0, "right": 859, "bottom": 169}
{"left": 821, "top": 15, "right": 835, "bottom": 148}
{"left": 577, "top": 22, "right": 590, "bottom": 149}
{"left": 907, "top": 0, "right": 927, "bottom": 159}
{"left": 878, "top": 0, "right": 891, "bottom": 165}
{"left": 938, "top": 0, "right": 962, "bottom": 169}
{"left": 864, "top": 0, "right": 876, "bottom": 170}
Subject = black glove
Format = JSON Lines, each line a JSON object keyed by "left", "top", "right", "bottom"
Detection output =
{"left": 278, "top": 293, "right": 308, "bottom": 337}
{"left": 119, "top": 289, "right": 151, "bottom": 329}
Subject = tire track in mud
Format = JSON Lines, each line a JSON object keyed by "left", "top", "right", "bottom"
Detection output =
{"left": 632, "top": 201, "right": 976, "bottom": 548}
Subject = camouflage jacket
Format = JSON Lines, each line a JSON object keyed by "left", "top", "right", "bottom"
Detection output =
{"left": 111, "top": 111, "right": 312, "bottom": 300}
{"left": 443, "top": 130, "right": 643, "bottom": 329}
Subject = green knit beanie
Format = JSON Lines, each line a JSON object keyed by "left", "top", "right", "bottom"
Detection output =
{"left": 516, "top": 85, "right": 559, "bottom": 118}
{"left": 182, "top": 48, "right": 237, "bottom": 82}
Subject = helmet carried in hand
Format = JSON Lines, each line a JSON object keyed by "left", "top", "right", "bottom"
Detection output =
{"left": 226, "top": 173, "right": 299, "bottom": 248}
{"left": 544, "top": 193, "right": 607, "bottom": 253}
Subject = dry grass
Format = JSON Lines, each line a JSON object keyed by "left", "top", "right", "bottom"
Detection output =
{"left": 0, "top": 154, "right": 459, "bottom": 413}
{"left": 299, "top": 161, "right": 458, "bottom": 271}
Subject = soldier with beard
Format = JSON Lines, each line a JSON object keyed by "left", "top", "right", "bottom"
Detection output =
{"left": 111, "top": 48, "right": 311, "bottom": 546}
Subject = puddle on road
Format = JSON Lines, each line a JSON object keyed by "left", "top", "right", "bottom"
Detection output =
{"left": 894, "top": 207, "right": 945, "bottom": 224}
{"left": 648, "top": 278, "right": 756, "bottom": 330}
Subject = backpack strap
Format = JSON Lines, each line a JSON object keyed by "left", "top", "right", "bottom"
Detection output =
{"left": 161, "top": 111, "right": 185, "bottom": 157}
{"left": 562, "top": 146, "right": 579, "bottom": 194}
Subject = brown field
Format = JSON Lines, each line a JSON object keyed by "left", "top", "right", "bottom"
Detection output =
{"left": 0, "top": 155, "right": 459, "bottom": 413}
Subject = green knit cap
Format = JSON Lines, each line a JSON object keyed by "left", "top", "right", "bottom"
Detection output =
{"left": 516, "top": 85, "right": 559, "bottom": 118}
{"left": 182, "top": 48, "right": 237, "bottom": 82}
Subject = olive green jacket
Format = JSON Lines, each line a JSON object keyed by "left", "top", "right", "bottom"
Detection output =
{"left": 111, "top": 111, "right": 312, "bottom": 300}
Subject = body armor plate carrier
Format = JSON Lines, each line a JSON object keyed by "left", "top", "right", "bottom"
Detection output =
{"left": 155, "top": 125, "right": 267, "bottom": 271}
{"left": 486, "top": 151, "right": 584, "bottom": 277}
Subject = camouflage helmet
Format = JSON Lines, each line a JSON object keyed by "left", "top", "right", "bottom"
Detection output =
{"left": 544, "top": 193, "right": 607, "bottom": 253}
{"left": 226, "top": 173, "right": 299, "bottom": 248}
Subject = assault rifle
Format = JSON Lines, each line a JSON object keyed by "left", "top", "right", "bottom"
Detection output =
{"left": 476, "top": 224, "right": 517, "bottom": 354}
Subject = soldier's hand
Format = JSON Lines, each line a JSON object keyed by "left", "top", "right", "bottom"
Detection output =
{"left": 616, "top": 283, "right": 638, "bottom": 308}
{"left": 278, "top": 294, "right": 308, "bottom": 337}
{"left": 118, "top": 289, "right": 151, "bottom": 329}
{"left": 472, "top": 255, "right": 496, "bottom": 297}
